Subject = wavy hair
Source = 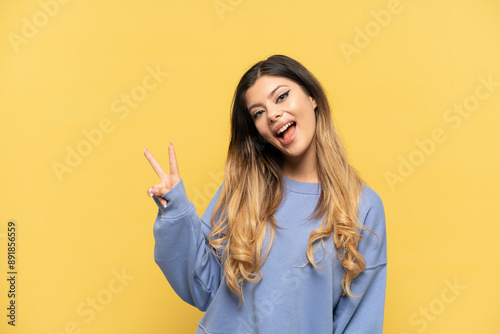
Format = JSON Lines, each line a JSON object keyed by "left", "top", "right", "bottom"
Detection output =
{"left": 208, "top": 55, "right": 376, "bottom": 304}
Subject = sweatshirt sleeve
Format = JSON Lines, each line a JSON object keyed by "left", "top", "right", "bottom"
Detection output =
{"left": 152, "top": 179, "right": 223, "bottom": 311}
{"left": 332, "top": 185, "right": 388, "bottom": 333}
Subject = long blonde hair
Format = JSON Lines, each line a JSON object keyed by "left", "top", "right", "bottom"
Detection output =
{"left": 208, "top": 55, "right": 376, "bottom": 304}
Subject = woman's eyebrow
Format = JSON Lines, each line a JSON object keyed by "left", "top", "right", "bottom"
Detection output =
{"left": 247, "top": 85, "right": 289, "bottom": 111}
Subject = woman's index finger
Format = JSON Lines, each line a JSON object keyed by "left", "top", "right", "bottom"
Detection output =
{"left": 144, "top": 148, "right": 168, "bottom": 179}
{"left": 168, "top": 142, "right": 180, "bottom": 177}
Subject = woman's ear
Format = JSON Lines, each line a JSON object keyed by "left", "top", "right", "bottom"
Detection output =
{"left": 310, "top": 96, "right": 317, "bottom": 110}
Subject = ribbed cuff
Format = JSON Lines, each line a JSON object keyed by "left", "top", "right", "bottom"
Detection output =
{"left": 153, "top": 179, "right": 192, "bottom": 217}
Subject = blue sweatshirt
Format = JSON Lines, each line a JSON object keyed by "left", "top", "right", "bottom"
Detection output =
{"left": 152, "top": 176, "right": 387, "bottom": 333}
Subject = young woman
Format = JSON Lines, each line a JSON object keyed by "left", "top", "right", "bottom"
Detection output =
{"left": 144, "top": 55, "right": 387, "bottom": 333}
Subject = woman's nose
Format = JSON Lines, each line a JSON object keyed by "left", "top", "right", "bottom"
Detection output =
{"left": 267, "top": 107, "right": 282, "bottom": 123}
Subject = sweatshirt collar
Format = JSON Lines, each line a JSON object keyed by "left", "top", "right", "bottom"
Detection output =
{"left": 283, "top": 175, "right": 321, "bottom": 195}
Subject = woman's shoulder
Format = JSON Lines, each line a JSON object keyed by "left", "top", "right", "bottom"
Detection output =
{"left": 358, "top": 184, "right": 385, "bottom": 228}
{"left": 360, "top": 184, "right": 384, "bottom": 208}
{"left": 200, "top": 182, "right": 225, "bottom": 226}
{"left": 358, "top": 184, "right": 387, "bottom": 266}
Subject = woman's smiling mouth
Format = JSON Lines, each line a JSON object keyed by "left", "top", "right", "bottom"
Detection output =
{"left": 275, "top": 122, "right": 296, "bottom": 145}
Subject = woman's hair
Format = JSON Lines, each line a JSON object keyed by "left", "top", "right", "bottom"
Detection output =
{"left": 208, "top": 54, "right": 376, "bottom": 304}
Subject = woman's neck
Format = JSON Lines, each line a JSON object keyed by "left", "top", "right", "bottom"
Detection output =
{"left": 281, "top": 145, "right": 319, "bottom": 183}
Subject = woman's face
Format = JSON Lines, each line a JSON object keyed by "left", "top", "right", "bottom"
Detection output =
{"left": 245, "top": 75, "right": 317, "bottom": 162}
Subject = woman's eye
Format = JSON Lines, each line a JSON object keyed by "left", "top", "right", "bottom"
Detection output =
{"left": 252, "top": 110, "right": 265, "bottom": 119}
{"left": 276, "top": 90, "right": 290, "bottom": 103}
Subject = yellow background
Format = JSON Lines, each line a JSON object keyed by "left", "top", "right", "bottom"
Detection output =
{"left": 1, "top": 0, "right": 499, "bottom": 333}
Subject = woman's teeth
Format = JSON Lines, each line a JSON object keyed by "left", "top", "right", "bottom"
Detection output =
{"left": 276, "top": 122, "right": 294, "bottom": 135}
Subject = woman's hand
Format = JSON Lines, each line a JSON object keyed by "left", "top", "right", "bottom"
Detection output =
{"left": 144, "top": 142, "right": 180, "bottom": 207}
